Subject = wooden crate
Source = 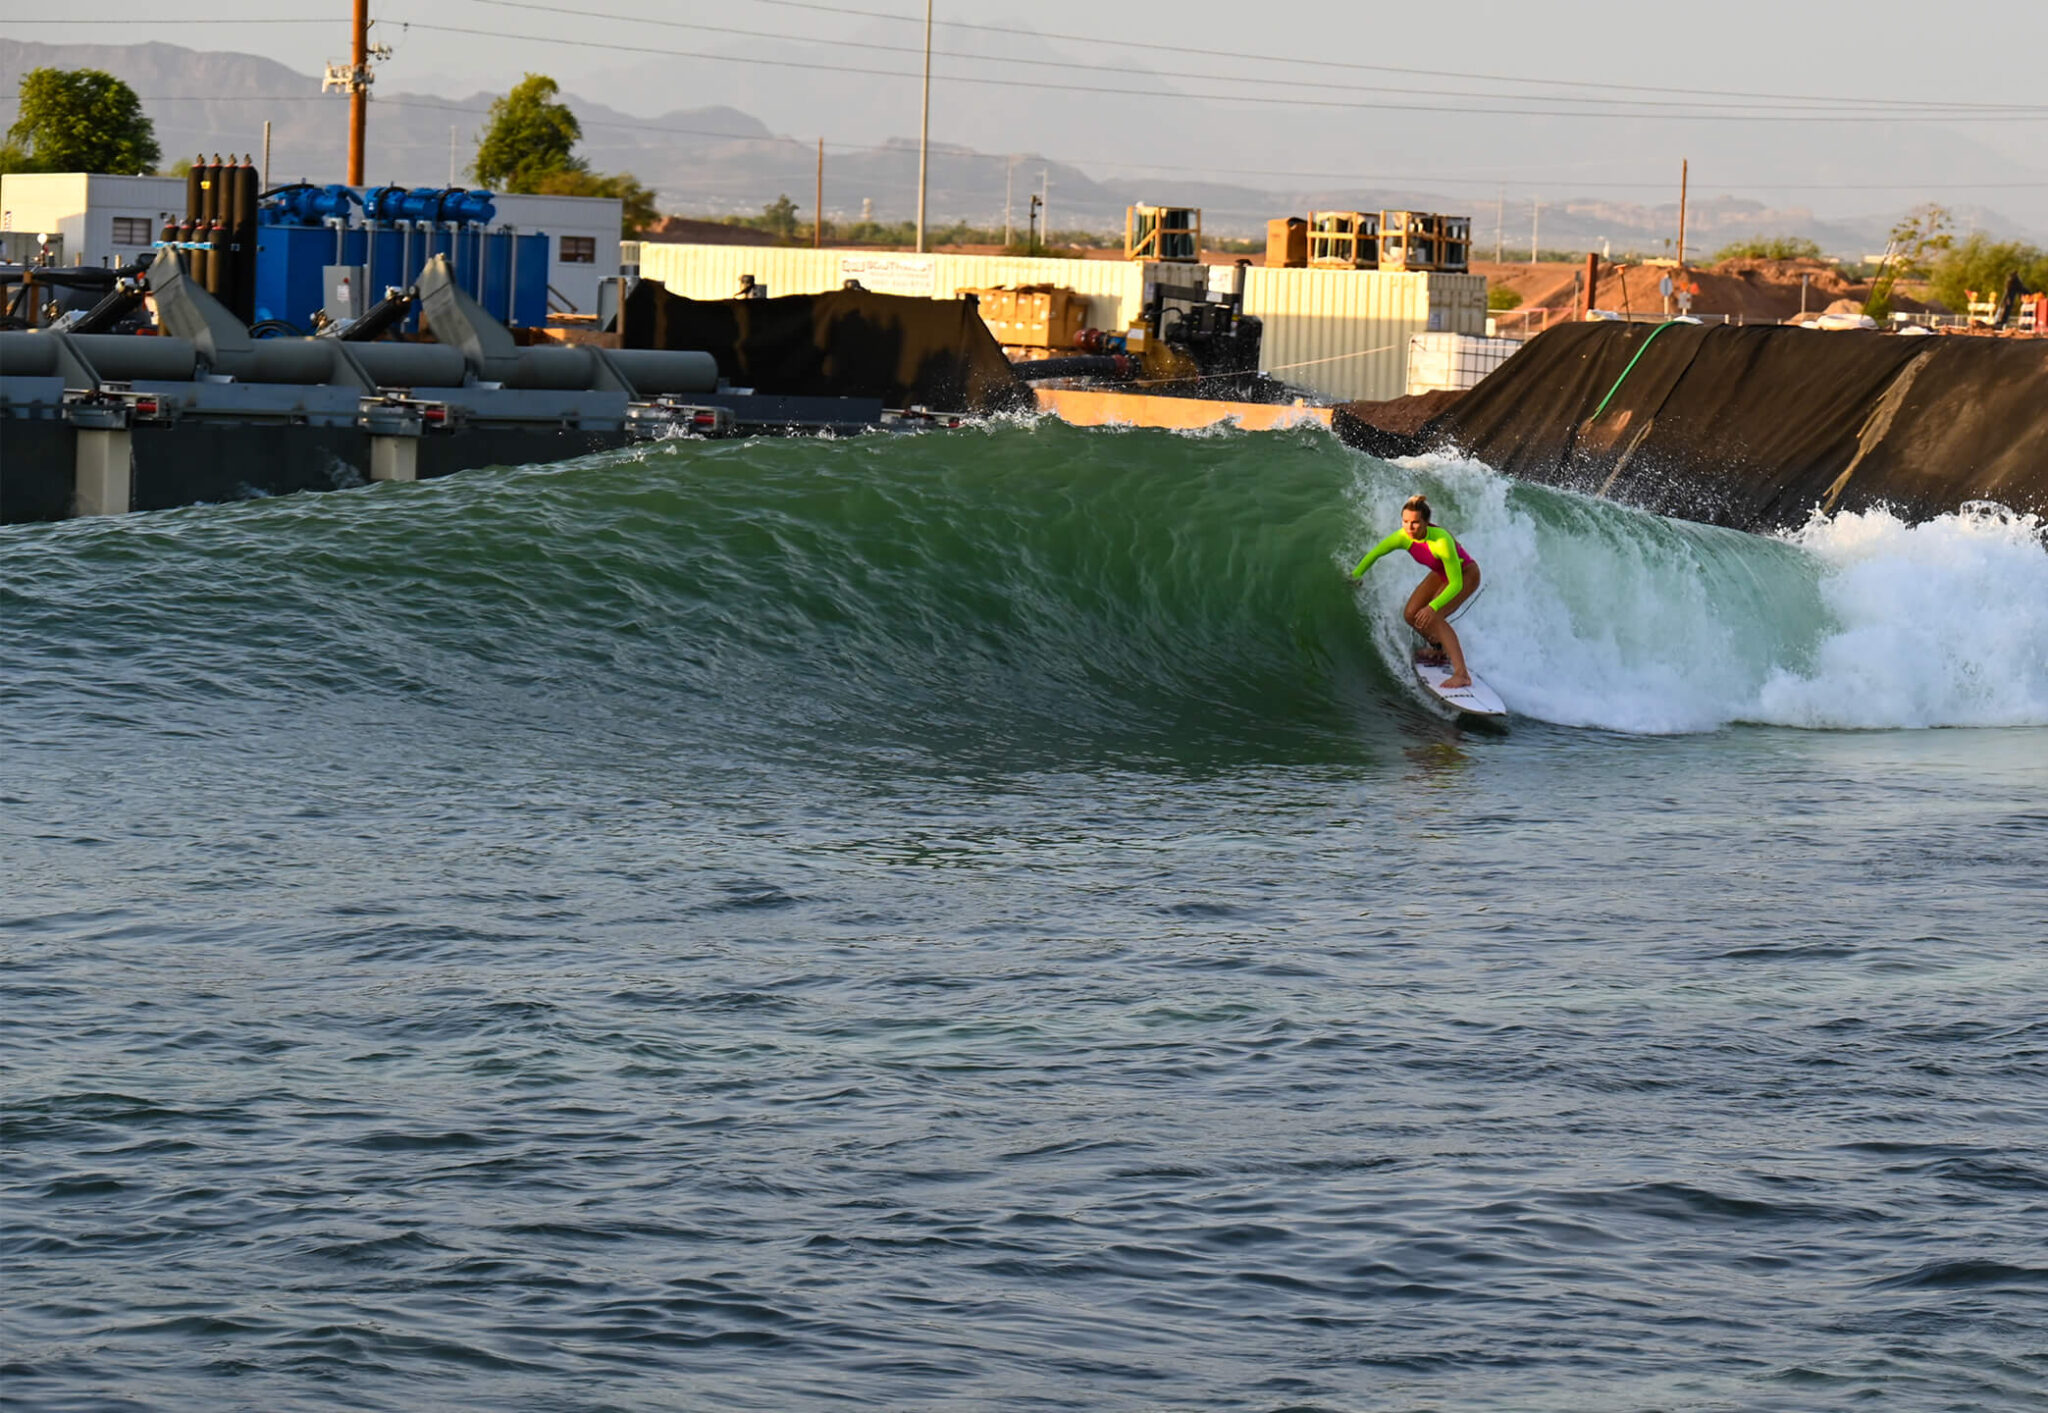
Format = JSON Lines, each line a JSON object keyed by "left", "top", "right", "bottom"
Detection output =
{"left": 1307, "top": 211, "right": 1379, "bottom": 268}
{"left": 1127, "top": 205, "right": 1202, "bottom": 262}
{"left": 965, "top": 285, "right": 1088, "bottom": 349}
{"left": 1266, "top": 217, "right": 1307, "bottom": 269}
{"left": 1379, "top": 211, "right": 1471, "bottom": 272}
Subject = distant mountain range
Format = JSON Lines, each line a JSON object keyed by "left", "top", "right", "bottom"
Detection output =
{"left": 4, "top": 39, "right": 2030, "bottom": 255}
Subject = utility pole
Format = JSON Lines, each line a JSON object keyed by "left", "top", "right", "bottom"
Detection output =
{"left": 261, "top": 120, "right": 272, "bottom": 191}
{"left": 815, "top": 137, "right": 824, "bottom": 248}
{"left": 1676, "top": 157, "right": 1689, "bottom": 267}
{"left": 915, "top": 0, "right": 932, "bottom": 252}
{"left": 1530, "top": 198, "right": 1540, "bottom": 265}
{"left": 348, "top": 0, "right": 367, "bottom": 184}
{"left": 449, "top": 126, "right": 457, "bottom": 186}
{"left": 1039, "top": 169, "right": 1050, "bottom": 250}
{"left": 1495, "top": 186, "right": 1504, "bottom": 264}
{"left": 1003, "top": 157, "right": 1014, "bottom": 249}
{"left": 323, "top": 0, "right": 384, "bottom": 186}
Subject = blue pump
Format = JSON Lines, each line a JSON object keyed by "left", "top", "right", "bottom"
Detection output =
{"left": 360, "top": 186, "right": 497, "bottom": 226}
{"left": 258, "top": 183, "right": 360, "bottom": 226}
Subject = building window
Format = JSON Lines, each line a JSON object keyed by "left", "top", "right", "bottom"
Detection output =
{"left": 559, "top": 235, "right": 597, "bottom": 264}
{"left": 111, "top": 216, "right": 154, "bottom": 246}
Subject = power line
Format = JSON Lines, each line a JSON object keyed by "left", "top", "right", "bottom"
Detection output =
{"left": 16, "top": 91, "right": 2040, "bottom": 193}
{"left": 6, "top": 16, "right": 333, "bottom": 23}
{"left": 729, "top": 0, "right": 2047, "bottom": 115}
{"left": 15, "top": 6, "right": 2033, "bottom": 115}
{"left": 443, "top": 0, "right": 2045, "bottom": 117}
{"left": 384, "top": 21, "right": 2048, "bottom": 124}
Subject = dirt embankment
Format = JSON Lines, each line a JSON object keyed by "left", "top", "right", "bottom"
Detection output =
{"left": 1349, "top": 322, "right": 2048, "bottom": 531}
{"left": 1476, "top": 258, "right": 1942, "bottom": 323}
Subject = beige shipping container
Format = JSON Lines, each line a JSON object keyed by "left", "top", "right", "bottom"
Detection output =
{"left": 1245, "top": 268, "right": 1486, "bottom": 404}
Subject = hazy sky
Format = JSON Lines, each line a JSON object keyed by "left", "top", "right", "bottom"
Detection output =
{"left": 13, "top": 0, "right": 2048, "bottom": 229}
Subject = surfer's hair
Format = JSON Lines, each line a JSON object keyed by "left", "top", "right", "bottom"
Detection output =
{"left": 1403, "top": 495, "right": 1433, "bottom": 523}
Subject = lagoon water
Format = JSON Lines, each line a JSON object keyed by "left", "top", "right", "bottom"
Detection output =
{"left": 4, "top": 422, "right": 2046, "bottom": 1410}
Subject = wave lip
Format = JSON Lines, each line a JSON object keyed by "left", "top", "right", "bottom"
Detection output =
{"left": 1754, "top": 504, "right": 2048, "bottom": 729}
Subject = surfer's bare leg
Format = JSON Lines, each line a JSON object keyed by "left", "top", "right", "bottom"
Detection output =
{"left": 1410, "top": 566, "right": 1480, "bottom": 688}
{"left": 1412, "top": 606, "right": 1471, "bottom": 687}
{"left": 1405, "top": 575, "right": 1449, "bottom": 660}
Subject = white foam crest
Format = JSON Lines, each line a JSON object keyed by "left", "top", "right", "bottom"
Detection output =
{"left": 1347, "top": 457, "right": 2048, "bottom": 734}
{"left": 1755, "top": 504, "right": 2048, "bottom": 729}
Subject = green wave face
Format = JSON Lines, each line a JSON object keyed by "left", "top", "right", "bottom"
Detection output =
{"left": 1, "top": 423, "right": 1399, "bottom": 770}
{"left": 5, "top": 422, "right": 2043, "bottom": 765}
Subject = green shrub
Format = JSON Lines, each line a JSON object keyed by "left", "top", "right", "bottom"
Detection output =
{"left": 1487, "top": 285, "right": 1523, "bottom": 311}
{"left": 1929, "top": 233, "right": 2048, "bottom": 311}
{"left": 1711, "top": 235, "right": 1823, "bottom": 262}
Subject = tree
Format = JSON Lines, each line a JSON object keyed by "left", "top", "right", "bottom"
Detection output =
{"left": 1884, "top": 204, "right": 1953, "bottom": 279}
{"left": 716, "top": 195, "right": 815, "bottom": 244}
{"left": 471, "top": 74, "right": 659, "bottom": 237}
{"left": 760, "top": 194, "right": 799, "bottom": 241}
{"left": 530, "top": 168, "right": 659, "bottom": 238}
{"left": 4, "top": 67, "right": 160, "bottom": 175}
{"left": 473, "top": 74, "right": 584, "bottom": 190}
{"left": 1865, "top": 203, "right": 1952, "bottom": 320}
{"left": 1929, "top": 233, "right": 2048, "bottom": 313}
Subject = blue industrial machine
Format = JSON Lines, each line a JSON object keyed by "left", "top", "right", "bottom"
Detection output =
{"left": 253, "top": 184, "right": 549, "bottom": 333}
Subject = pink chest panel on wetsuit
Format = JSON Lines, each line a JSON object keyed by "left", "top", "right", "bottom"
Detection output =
{"left": 1407, "top": 538, "right": 1477, "bottom": 574}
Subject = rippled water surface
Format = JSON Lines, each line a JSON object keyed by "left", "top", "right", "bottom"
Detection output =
{"left": 5, "top": 425, "right": 2046, "bottom": 1410}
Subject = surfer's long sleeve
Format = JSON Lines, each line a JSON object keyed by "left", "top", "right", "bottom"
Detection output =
{"left": 1425, "top": 530, "right": 1464, "bottom": 611}
{"left": 1351, "top": 531, "right": 1410, "bottom": 578}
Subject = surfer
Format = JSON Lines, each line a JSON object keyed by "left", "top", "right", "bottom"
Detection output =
{"left": 1350, "top": 495, "right": 1481, "bottom": 689}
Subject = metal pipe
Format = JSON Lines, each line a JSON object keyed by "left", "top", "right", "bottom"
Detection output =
{"left": 232, "top": 156, "right": 259, "bottom": 322}
{"left": 1008, "top": 354, "right": 1132, "bottom": 382}
{"left": 1676, "top": 158, "right": 1689, "bottom": 267}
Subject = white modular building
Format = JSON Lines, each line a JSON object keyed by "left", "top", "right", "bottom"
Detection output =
{"left": 0, "top": 173, "right": 185, "bottom": 269}
{"left": 480, "top": 193, "right": 621, "bottom": 318}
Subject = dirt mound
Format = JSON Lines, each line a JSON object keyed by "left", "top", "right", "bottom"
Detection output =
{"left": 642, "top": 217, "right": 784, "bottom": 247}
{"left": 1474, "top": 257, "right": 1943, "bottom": 325}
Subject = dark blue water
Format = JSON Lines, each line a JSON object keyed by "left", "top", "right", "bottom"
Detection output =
{"left": 4, "top": 425, "right": 2045, "bottom": 1410}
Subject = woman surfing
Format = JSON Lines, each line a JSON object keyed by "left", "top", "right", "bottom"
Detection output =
{"left": 1350, "top": 495, "right": 1482, "bottom": 690}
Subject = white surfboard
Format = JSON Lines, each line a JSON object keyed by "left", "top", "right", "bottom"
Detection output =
{"left": 1414, "top": 655, "right": 1509, "bottom": 718}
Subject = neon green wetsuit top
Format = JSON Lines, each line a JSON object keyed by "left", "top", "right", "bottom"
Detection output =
{"left": 1352, "top": 526, "right": 1475, "bottom": 612}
